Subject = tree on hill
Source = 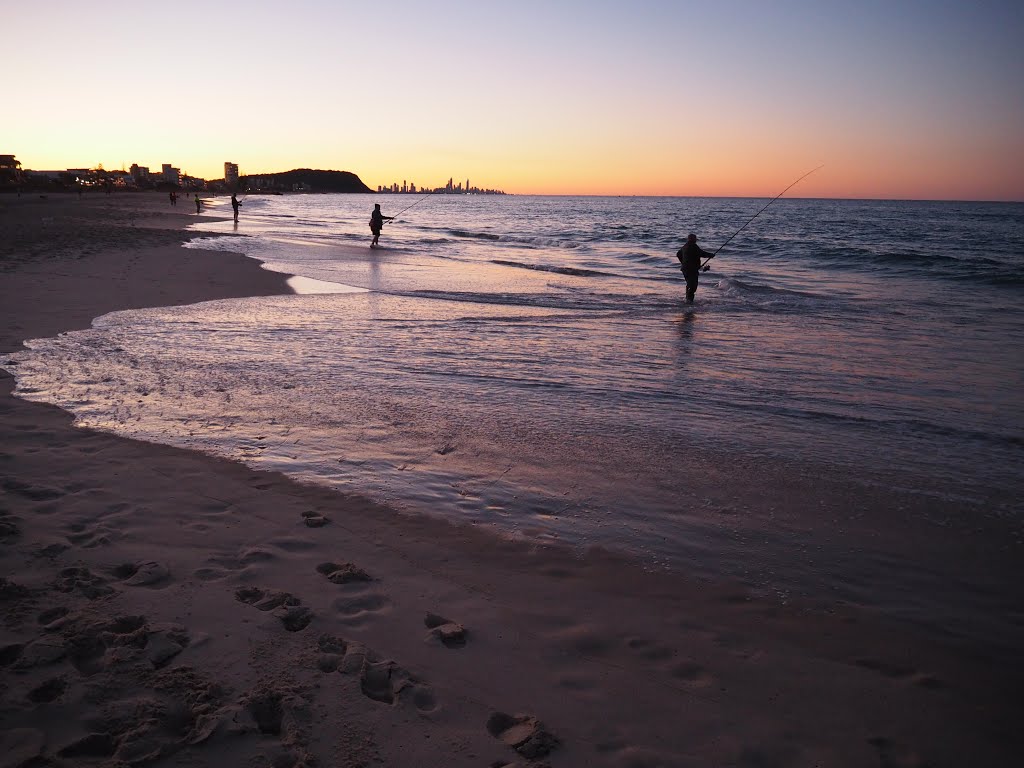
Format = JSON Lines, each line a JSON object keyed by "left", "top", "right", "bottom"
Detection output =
{"left": 240, "top": 169, "right": 372, "bottom": 193}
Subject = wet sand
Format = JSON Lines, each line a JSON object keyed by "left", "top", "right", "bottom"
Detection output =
{"left": 1, "top": 192, "right": 1021, "bottom": 767}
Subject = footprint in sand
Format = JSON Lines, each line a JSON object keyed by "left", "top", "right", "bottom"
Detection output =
{"left": 28, "top": 676, "right": 68, "bottom": 703}
{"left": 624, "top": 635, "right": 678, "bottom": 663}
{"left": 54, "top": 566, "right": 115, "bottom": 599}
{"left": 65, "top": 615, "right": 190, "bottom": 674}
{"left": 37, "top": 606, "right": 71, "bottom": 631}
{"left": 66, "top": 520, "right": 114, "bottom": 548}
{"left": 853, "top": 657, "right": 945, "bottom": 691}
{"left": 193, "top": 547, "right": 277, "bottom": 582}
{"left": 112, "top": 561, "right": 170, "bottom": 588}
{"left": 486, "top": 712, "right": 560, "bottom": 760}
{"left": 316, "top": 561, "right": 372, "bottom": 585}
{"left": 1, "top": 478, "right": 65, "bottom": 502}
{"left": 301, "top": 510, "right": 331, "bottom": 528}
{"left": 332, "top": 592, "right": 391, "bottom": 625}
{"left": 867, "top": 736, "right": 929, "bottom": 768}
{"left": 0, "top": 512, "right": 21, "bottom": 539}
{"left": 235, "top": 586, "right": 313, "bottom": 632}
{"left": 424, "top": 613, "right": 467, "bottom": 648}
{"left": 317, "top": 634, "right": 438, "bottom": 714}
{"left": 669, "top": 660, "right": 714, "bottom": 688}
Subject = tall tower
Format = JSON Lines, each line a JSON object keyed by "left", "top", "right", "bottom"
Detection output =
{"left": 224, "top": 162, "right": 239, "bottom": 188}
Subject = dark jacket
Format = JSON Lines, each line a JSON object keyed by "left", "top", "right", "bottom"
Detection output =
{"left": 677, "top": 242, "right": 712, "bottom": 276}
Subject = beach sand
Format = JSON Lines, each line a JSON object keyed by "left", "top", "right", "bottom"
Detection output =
{"left": 1, "top": 193, "right": 1021, "bottom": 767}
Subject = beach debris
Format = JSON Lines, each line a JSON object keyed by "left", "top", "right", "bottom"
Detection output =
{"left": 424, "top": 612, "right": 467, "bottom": 647}
{"left": 486, "top": 712, "right": 560, "bottom": 759}
{"left": 316, "top": 561, "right": 372, "bottom": 584}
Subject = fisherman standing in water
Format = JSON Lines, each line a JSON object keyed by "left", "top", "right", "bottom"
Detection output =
{"left": 676, "top": 233, "right": 714, "bottom": 304}
{"left": 231, "top": 193, "right": 242, "bottom": 222}
{"left": 369, "top": 203, "right": 393, "bottom": 249}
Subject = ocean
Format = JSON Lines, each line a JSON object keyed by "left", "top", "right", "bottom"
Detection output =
{"left": 7, "top": 193, "right": 1024, "bottom": 641}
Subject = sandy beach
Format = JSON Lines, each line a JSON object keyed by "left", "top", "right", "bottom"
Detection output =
{"left": 1, "top": 193, "right": 1022, "bottom": 768}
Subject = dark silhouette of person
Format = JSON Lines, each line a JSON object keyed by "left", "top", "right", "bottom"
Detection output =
{"left": 194, "top": 194, "right": 202, "bottom": 214}
{"left": 676, "top": 233, "right": 714, "bottom": 303}
{"left": 169, "top": 191, "right": 177, "bottom": 206}
{"left": 231, "top": 193, "right": 241, "bottom": 221}
{"left": 369, "top": 203, "right": 393, "bottom": 248}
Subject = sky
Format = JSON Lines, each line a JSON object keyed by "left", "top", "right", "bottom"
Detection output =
{"left": 6, "top": 0, "right": 1023, "bottom": 200}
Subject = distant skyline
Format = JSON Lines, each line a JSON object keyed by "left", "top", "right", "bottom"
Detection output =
{"left": 8, "top": 1, "right": 1023, "bottom": 201}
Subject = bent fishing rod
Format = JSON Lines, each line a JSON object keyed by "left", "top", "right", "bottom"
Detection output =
{"left": 701, "top": 164, "right": 823, "bottom": 270}
{"left": 388, "top": 190, "right": 436, "bottom": 223}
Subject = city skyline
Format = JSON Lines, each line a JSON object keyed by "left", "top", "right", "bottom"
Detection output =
{"left": 6, "top": 1, "right": 1024, "bottom": 201}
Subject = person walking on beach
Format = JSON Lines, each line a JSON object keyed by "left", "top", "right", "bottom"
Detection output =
{"left": 231, "top": 193, "right": 241, "bottom": 222}
{"left": 369, "top": 203, "right": 393, "bottom": 248}
{"left": 676, "top": 233, "right": 714, "bottom": 304}
{"left": 194, "top": 194, "right": 202, "bottom": 214}
{"left": 169, "top": 191, "right": 177, "bottom": 206}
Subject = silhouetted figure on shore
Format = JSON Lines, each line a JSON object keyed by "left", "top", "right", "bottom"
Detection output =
{"left": 676, "top": 233, "right": 714, "bottom": 304}
{"left": 169, "top": 191, "right": 177, "bottom": 206}
{"left": 369, "top": 203, "right": 393, "bottom": 248}
{"left": 194, "top": 194, "right": 202, "bottom": 214}
{"left": 231, "top": 193, "right": 241, "bottom": 221}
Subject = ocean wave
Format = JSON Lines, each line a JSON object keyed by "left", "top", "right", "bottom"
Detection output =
{"left": 810, "top": 246, "right": 1024, "bottom": 285}
{"left": 401, "top": 288, "right": 631, "bottom": 312}
{"left": 444, "top": 228, "right": 583, "bottom": 250}
{"left": 715, "top": 277, "right": 829, "bottom": 301}
{"left": 754, "top": 402, "right": 1023, "bottom": 451}
{"left": 491, "top": 259, "right": 615, "bottom": 278}
{"left": 447, "top": 229, "right": 501, "bottom": 241}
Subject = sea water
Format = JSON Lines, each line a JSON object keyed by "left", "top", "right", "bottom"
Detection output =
{"left": 6, "top": 194, "right": 1023, "bottom": 635}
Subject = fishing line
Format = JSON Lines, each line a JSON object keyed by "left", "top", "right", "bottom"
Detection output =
{"left": 701, "top": 164, "right": 823, "bottom": 270}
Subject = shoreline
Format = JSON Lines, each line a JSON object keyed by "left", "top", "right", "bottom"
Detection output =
{"left": 1, "top": 192, "right": 1022, "bottom": 766}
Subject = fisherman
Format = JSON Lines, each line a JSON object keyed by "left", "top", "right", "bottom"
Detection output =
{"left": 231, "top": 193, "right": 241, "bottom": 221}
{"left": 369, "top": 203, "right": 393, "bottom": 248}
{"left": 676, "top": 233, "right": 714, "bottom": 304}
{"left": 194, "top": 193, "right": 202, "bottom": 214}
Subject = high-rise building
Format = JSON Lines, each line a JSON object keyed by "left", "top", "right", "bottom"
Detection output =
{"left": 161, "top": 164, "right": 180, "bottom": 185}
{"left": 224, "top": 162, "right": 239, "bottom": 188}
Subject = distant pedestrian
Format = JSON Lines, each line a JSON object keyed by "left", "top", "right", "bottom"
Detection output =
{"left": 194, "top": 194, "right": 201, "bottom": 214}
{"left": 369, "top": 203, "right": 393, "bottom": 248}
{"left": 231, "top": 193, "right": 242, "bottom": 221}
{"left": 169, "top": 191, "right": 177, "bottom": 206}
{"left": 676, "top": 233, "right": 714, "bottom": 304}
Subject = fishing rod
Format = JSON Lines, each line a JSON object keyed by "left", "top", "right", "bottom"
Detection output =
{"left": 388, "top": 191, "right": 435, "bottom": 223}
{"left": 700, "top": 164, "right": 823, "bottom": 270}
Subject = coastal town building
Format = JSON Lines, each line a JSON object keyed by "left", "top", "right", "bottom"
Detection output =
{"left": 161, "top": 164, "right": 181, "bottom": 185}
{"left": 224, "top": 162, "right": 239, "bottom": 188}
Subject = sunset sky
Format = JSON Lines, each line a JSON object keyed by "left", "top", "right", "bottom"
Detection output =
{"left": 7, "top": 0, "right": 1023, "bottom": 200}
